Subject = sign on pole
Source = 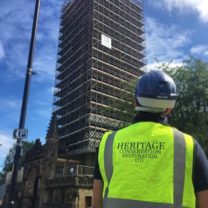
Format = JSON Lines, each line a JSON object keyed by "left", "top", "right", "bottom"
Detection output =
{"left": 13, "top": 128, "right": 28, "bottom": 140}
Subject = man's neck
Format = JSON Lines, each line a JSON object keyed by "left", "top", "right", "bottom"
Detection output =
{"left": 133, "top": 112, "right": 167, "bottom": 124}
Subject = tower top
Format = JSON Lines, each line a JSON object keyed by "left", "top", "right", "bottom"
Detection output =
{"left": 46, "top": 113, "right": 59, "bottom": 139}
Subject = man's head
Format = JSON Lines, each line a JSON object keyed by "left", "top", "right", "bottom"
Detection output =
{"left": 135, "top": 70, "right": 177, "bottom": 114}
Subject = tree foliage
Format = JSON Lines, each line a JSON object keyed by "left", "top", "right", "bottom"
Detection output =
{"left": 162, "top": 58, "right": 208, "bottom": 154}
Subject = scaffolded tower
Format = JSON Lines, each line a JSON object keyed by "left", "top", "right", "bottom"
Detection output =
{"left": 54, "top": 0, "right": 146, "bottom": 158}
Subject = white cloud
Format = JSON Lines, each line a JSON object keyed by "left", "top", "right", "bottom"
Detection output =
{"left": 159, "top": 0, "right": 208, "bottom": 22}
{"left": 0, "top": 131, "right": 15, "bottom": 170}
{"left": 0, "top": 0, "right": 33, "bottom": 42}
{"left": 0, "top": 97, "right": 21, "bottom": 124}
{"left": 190, "top": 45, "right": 208, "bottom": 55}
{"left": 0, "top": 41, "right": 5, "bottom": 59}
{"left": 146, "top": 61, "right": 183, "bottom": 71}
{"left": 28, "top": 87, "right": 53, "bottom": 119}
{"left": 204, "top": 51, "right": 208, "bottom": 56}
{"left": 49, "top": 86, "right": 55, "bottom": 94}
{"left": 33, "top": 48, "right": 57, "bottom": 81}
{"left": 0, "top": 97, "right": 21, "bottom": 111}
{"left": 145, "top": 17, "right": 190, "bottom": 64}
{"left": 0, "top": 0, "right": 62, "bottom": 81}
{"left": 35, "top": 109, "right": 51, "bottom": 119}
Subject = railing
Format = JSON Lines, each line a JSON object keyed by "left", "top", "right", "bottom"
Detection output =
{"left": 46, "top": 165, "right": 94, "bottom": 188}
{"left": 75, "top": 165, "right": 94, "bottom": 176}
{"left": 46, "top": 175, "right": 93, "bottom": 188}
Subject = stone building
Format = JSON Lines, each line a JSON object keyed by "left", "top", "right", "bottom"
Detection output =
{"left": 19, "top": 115, "right": 93, "bottom": 208}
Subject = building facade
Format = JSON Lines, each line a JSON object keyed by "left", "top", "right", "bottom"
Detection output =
{"left": 54, "top": 0, "right": 145, "bottom": 164}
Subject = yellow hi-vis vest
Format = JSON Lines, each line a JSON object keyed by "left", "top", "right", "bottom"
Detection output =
{"left": 98, "top": 122, "right": 195, "bottom": 208}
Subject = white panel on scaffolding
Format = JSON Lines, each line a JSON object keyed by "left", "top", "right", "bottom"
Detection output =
{"left": 101, "top": 34, "right": 112, "bottom": 49}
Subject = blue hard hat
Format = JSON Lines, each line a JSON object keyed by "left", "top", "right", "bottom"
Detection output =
{"left": 135, "top": 70, "right": 177, "bottom": 112}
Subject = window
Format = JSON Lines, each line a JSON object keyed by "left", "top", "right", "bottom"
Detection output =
{"left": 55, "top": 166, "right": 64, "bottom": 176}
{"left": 85, "top": 196, "right": 92, "bottom": 208}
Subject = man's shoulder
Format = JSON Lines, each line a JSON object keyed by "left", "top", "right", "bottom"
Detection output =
{"left": 171, "top": 127, "right": 194, "bottom": 139}
{"left": 193, "top": 140, "right": 208, "bottom": 192}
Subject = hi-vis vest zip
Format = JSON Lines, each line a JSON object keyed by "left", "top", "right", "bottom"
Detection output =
{"left": 98, "top": 122, "right": 195, "bottom": 208}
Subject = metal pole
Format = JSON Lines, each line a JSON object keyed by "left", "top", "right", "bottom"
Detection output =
{"left": 9, "top": 0, "right": 40, "bottom": 207}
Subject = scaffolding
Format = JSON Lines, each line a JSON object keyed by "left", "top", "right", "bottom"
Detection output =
{"left": 53, "top": 0, "right": 146, "bottom": 156}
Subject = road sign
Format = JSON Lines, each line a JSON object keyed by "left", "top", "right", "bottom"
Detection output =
{"left": 13, "top": 128, "right": 28, "bottom": 140}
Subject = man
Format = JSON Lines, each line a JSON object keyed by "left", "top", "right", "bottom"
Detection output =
{"left": 93, "top": 70, "right": 208, "bottom": 208}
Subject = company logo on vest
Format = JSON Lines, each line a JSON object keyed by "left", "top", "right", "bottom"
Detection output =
{"left": 117, "top": 141, "right": 166, "bottom": 162}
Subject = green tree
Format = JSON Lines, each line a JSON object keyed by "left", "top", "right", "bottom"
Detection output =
{"left": 163, "top": 58, "right": 208, "bottom": 155}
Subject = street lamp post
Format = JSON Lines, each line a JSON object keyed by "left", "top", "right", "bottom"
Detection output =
{"left": 9, "top": 0, "right": 41, "bottom": 207}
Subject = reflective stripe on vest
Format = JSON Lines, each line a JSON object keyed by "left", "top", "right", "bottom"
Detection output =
{"left": 103, "top": 128, "right": 186, "bottom": 208}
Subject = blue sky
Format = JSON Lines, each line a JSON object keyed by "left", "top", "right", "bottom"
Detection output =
{"left": 0, "top": 0, "right": 208, "bottom": 169}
